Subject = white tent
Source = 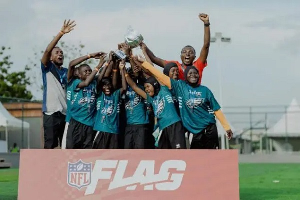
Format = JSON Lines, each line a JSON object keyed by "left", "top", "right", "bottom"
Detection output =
{"left": 0, "top": 102, "right": 30, "bottom": 152}
{"left": 267, "top": 98, "right": 300, "bottom": 137}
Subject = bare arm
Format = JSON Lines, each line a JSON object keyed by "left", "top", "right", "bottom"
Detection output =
{"left": 198, "top": 13, "right": 210, "bottom": 63}
{"left": 97, "top": 62, "right": 110, "bottom": 85}
{"left": 68, "top": 52, "right": 106, "bottom": 82}
{"left": 104, "top": 51, "right": 114, "bottom": 78}
{"left": 119, "top": 63, "right": 127, "bottom": 94}
{"left": 77, "top": 66, "right": 100, "bottom": 89}
{"left": 141, "top": 43, "right": 153, "bottom": 65}
{"left": 41, "top": 20, "right": 76, "bottom": 67}
{"left": 133, "top": 57, "right": 171, "bottom": 89}
{"left": 125, "top": 72, "right": 147, "bottom": 99}
{"left": 141, "top": 42, "right": 166, "bottom": 68}
{"left": 112, "top": 61, "right": 119, "bottom": 89}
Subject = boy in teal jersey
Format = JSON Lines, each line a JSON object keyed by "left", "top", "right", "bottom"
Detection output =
{"left": 93, "top": 60, "right": 127, "bottom": 149}
{"left": 62, "top": 52, "right": 105, "bottom": 149}
{"left": 66, "top": 55, "right": 108, "bottom": 149}
{"left": 125, "top": 73, "right": 186, "bottom": 149}
{"left": 61, "top": 67, "right": 78, "bottom": 149}
{"left": 123, "top": 61, "right": 150, "bottom": 149}
{"left": 134, "top": 57, "right": 234, "bottom": 149}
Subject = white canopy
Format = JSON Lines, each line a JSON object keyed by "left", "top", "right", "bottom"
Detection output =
{"left": 267, "top": 98, "right": 300, "bottom": 137}
{"left": 0, "top": 102, "right": 30, "bottom": 152}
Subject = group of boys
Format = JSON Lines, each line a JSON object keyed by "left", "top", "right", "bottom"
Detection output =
{"left": 41, "top": 13, "right": 228, "bottom": 149}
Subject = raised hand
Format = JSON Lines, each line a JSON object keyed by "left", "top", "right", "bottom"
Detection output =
{"left": 119, "top": 60, "right": 126, "bottom": 70}
{"left": 92, "top": 52, "right": 106, "bottom": 59}
{"left": 139, "top": 42, "right": 147, "bottom": 51}
{"left": 118, "top": 42, "right": 131, "bottom": 56}
{"left": 61, "top": 20, "right": 76, "bottom": 34}
{"left": 137, "top": 55, "right": 146, "bottom": 63}
{"left": 198, "top": 13, "right": 209, "bottom": 24}
{"left": 226, "top": 129, "right": 233, "bottom": 140}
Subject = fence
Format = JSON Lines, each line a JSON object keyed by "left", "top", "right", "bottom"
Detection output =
{"left": 0, "top": 96, "right": 299, "bottom": 153}
{"left": 223, "top": 103, "right": 300, "bottom": 153}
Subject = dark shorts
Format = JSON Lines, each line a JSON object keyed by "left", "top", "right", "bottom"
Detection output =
{"left": 93, "top": 131, "right": 119, "bottom": 149}
{"left": 158, "top": 121, "right": 186, "bottom": 149}
{"left": 190, "top": 123, "right": 219, "bottom": 149}
{"left": 66, "top": 118, "right": 96, "bottom": 149}
{"left": 43, "top": 112, "right": 66, "bottom": 149}
{"left": 124, "top": 124, "right": 150, "bottom": 149}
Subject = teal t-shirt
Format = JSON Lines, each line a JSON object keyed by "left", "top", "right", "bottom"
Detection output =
{"left": 171, "top": 79, "right": 221, "bottom": 134}
{"left": 93, "top": 89, "right": 121, "bottom": 134}
{"left": 66, "top": 78, "right": 77, "bottom": 123}
{"left": 146, "top": 86, "right": 181, "bottom": 131}
{"left": 125, "top": 85, "right": 149, "bottom": 125}
{"left": 70, "top": 79, "right": 97, "bottom": 127}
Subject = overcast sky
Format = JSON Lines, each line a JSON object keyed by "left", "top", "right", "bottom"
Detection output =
{"left": 1, "top": 0, "right": 300, "bottom": 108}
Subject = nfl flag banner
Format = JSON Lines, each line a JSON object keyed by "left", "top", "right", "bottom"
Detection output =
{"left": 18, "top": 150, "right": 240, "bottom": 200}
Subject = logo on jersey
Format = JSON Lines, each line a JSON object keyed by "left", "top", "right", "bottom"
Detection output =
{"left": 154, "top": 98, "right": 165, "bottom": 116}
{"left": 78, "top": 87, "right": 96, "bottom": 106}
{"left": 125, "top": 91, "right": 142, "bottom": 110}
{"left": 101, "top": 98, "right": 115, "bottom": 116}
{"left": 186, "top": 90, "right": 204, "bottom": 109}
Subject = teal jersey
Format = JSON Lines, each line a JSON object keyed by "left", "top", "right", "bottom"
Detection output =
{"left": 146, "top": 86, "right": 181, "bottom": 130}
{"left": 171, "top": 79, "right": 221, "bottom": 134}
{"left": 66, "top": 78, "right": 77, "bottom": 123}
{"left": 70, "top": 79, "right": 97, "bottom": 127}
{"left": 93, "top": 89, "right": 121, "bottom": 134}
{"left": 125, "top": 85, "right": 149, "bottom": 125}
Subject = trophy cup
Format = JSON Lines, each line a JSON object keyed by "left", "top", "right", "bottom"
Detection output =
{"left": 124, "top": 26, "right": 144, "bottom": 48}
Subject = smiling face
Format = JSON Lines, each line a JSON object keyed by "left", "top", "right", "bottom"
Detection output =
{"left": 186, "top": 68, "right": 199, "bottom": 84}
{"left": 78, "top": 65, "right": 92, "bottom": 81}
{"left": 51, "top": 47, "right": 64, "bottom": 66}
{"left": 169, "top": 66, "right": 179, "bottom": 80}
{"left": 102, "top": 81, "right": 112, "bottom": 96}
{"left": 180, "top": 46, "right": 196, "bottom": 66}
{"left": 144, "top": 83, "right": 155, "bottom": 97}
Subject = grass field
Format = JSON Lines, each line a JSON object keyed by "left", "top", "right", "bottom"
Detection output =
{"left": 1, "top": 164, "right": 300, "bottom": 200}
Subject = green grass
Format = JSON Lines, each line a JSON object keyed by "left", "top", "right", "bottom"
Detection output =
{"left": 1, "top": 164, "right": 300, "bottom": 200}
{"left": 239, "top": 164, "right": 300, "bottom": 200}
{"left": 0, "top": 168, "right": 18, "bottom": 200}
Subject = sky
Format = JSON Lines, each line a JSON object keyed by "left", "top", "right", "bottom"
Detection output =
{"left": 1, "top": 0, "right": 300, "bottom": 108}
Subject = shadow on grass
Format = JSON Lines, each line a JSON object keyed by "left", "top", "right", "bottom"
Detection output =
{"left": 240, "top": 188, "right": 300, "bottom": 200}
{"left": 0, "top": 195, "right": 17, "bottom": 200}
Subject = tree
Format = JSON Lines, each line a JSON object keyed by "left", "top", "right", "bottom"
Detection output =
{"left": 0, "top": 46, "right": 33, "bottom": 100}
{"left": 26, "top": 40, "right": 94, "bottom": 100}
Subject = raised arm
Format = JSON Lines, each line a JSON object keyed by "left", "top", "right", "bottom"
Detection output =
{"left": 124, "top": 72, "right": 147, "bottom": 99}
{"left": 68, "top": 52, "right": 106, "bottom": 82}
{"left": 133, "top": 56, "right": 171, "bottom": 89}
{"left": 119, "top": 60, "right": 127, "bottom": 94}
{"left": 98, "top": 61, "right": 112, "bottom": 85}
{"left": 112, "top": 61, "right": 120, "bottom": 89}
{"left": 104, "top": 51, "right": 114, "bottom": 78}
{"left": 41, "top": 20, "right": 76, "bottom": 67}
{"left": 198, "top": 13, "right": 210, "bottom": 63}
{"left": 141, "top": 42, "right": 166, "bottom": 68}
{"left": 76, "top": 60, "right": 104, "bottom": 89}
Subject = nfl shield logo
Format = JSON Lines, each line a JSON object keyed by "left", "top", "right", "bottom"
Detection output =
{"left": 67, "top": 160, "right": 92, "bottom": 190}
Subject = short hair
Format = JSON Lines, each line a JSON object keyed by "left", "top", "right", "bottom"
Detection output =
{"left": 181, "top": 45, "right": 196, "bottom": 54}
{"left": 101, "top": 77, "right": 112, "bottom": 86}
{"left": 51, "top": 46, "right": 62, "bottom": 54}
{"left": 78, "top": 64, "right": 90, "bottom": 72}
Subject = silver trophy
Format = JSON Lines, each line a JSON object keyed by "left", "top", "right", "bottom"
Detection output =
{"left": 124, "top": 26, "right": 144, "bottom": 48}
